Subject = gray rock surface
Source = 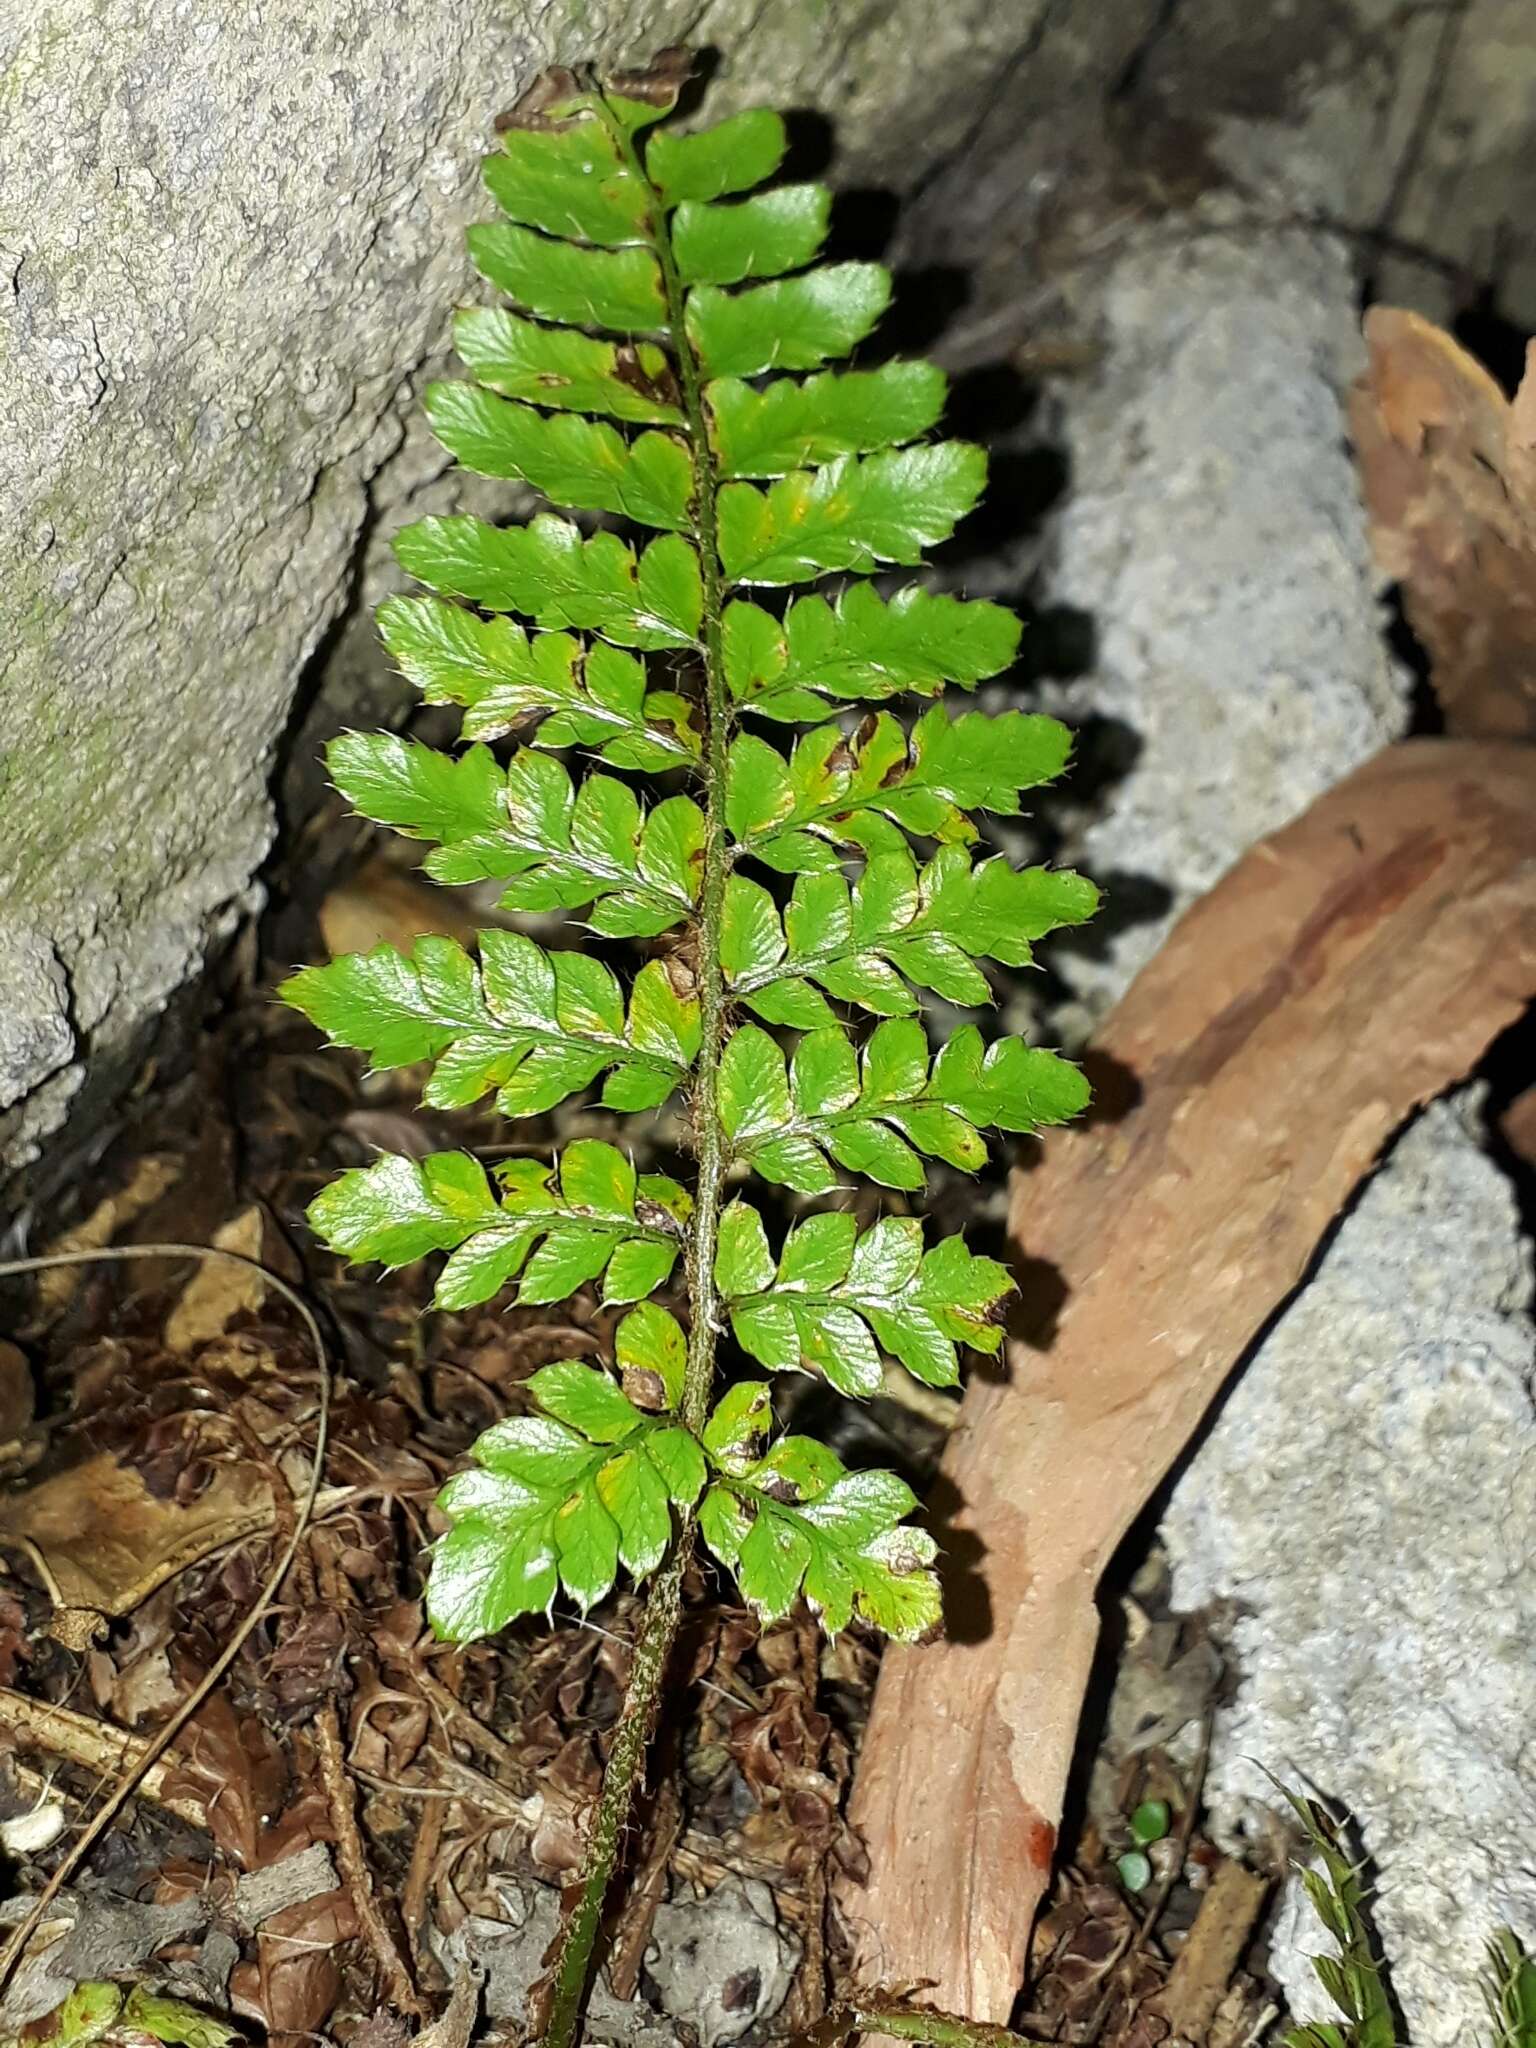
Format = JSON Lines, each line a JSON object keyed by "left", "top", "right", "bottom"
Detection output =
{"left": 436, "top": 1875, "right": 798, "bottom": 2046}
{"left": 647, "top": 1877, "right": 801, "bottom": 2047}
{"left": 438, "top": 1884, "right": 678, "bottom": 2045}
{"left": 1041, "top": 222, "right": 1411, "bottom": 1015}
{"left": 1161, "top": 1094, "right": 1536, "bottom": 2047}
{"left": 0, "top": 0, "right": 1035, "bottom": 1174}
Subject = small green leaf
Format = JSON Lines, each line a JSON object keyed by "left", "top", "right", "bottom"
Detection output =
{"left": 718, "top": 444, "right": 987, "bottom": 586}
{"left": 395, "top": 514, "right": 702, "bottom": 650}
{"left": 723, "top": 580, "right": 1019, "bottom": 716}
{"left": 554, "top": 1487, "right": 621, "bottom": 1611}
{"left": 468, "top": 221, "right": 665, "bottom": 332}
{"left": 282, "top": 932, "right": 698, "bottom": 1120}
{"left": 731, "top": 752, "right": 800, "bottom": 870}
{"left": 1131, "top": 1799, "right": 1171, "bottom": 1846}
{"left": 425, "top": 384, "right": 693, "bottom": 532}
{"left": 718, "top": 873, "right": 788, "bottom": 986}
{"left": 455, "top": 307, "right": 682, "bottom": 425}
{"left": 595, "top": 1446, "right": 673, "bottom": 1577}
{"left": 482, "top": 121, "right": 650, "bottom": 248}
{"left": 617, "top": 1302, "right": 688, "bottom": 1409}
{"left": 714, "top": 1199, "right": 775, "bottom": 1296}
{"left": 719, "top": 1209, "right": 1013, "bottom": 1394}
{"left": 717, "top": 1025, "right": 793, "bottom": 1145}
{"left": 1117, "top": 1850, "right": 1153, "bottom": 1894}
{"left": 695, "top": 1428, "right": 939, "bottom": 1639}
{"left": 686, "top": 263, "right": 891, "bottom": 377}
{"left": 528, "top": 1358, "right": 644, "bottom": 1442}
{"left": 699, "top": 1483, "right": 752, "bottom": 1566}
{"left": 647, "top": 107, "right": 788, "bottom": 204}
{"left": 673, "top": 184, "right": 829, "bottom": 286}
{"left": 737, "top": 1510, "right": 813, "bottom": 1617}
{"left": 709, "top": 361, "right": 946, "bottom": 479}
{"left": 702, "top": 1379, "right": 775, "bottom": 1473}
{"left": 644, "top": 1425, "right": 707, "bottom": 1507}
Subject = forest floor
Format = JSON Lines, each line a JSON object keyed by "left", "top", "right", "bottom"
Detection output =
{"left": 0, "top": 825, "right": 1291, "bottom": 2048}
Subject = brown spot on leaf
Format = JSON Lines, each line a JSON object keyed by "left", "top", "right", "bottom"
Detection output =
{"left": 622, "top": 1367, "right": 668, "bottom": 1413}
{"left": 613, "top": 344, "right": 681, "bottom": 411}
{"left": 757, "top": 1473, "right": 802, "bottom": 1505}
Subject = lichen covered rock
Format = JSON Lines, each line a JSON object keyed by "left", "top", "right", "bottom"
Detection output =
{"left": 1163, "top": 1093, "right": 1536, "bottom": 2044}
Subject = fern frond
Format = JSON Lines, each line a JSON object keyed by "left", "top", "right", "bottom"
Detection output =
{"left": 394, "top": 513, "right": 702, "bottom": 647}
{"left": 282, "top": 934, "right": 698, "bottom": 1116}
{"left": 431, "top": 1326, "right": 708, "bottom": 1634}
{"left": 725, "top": 708, "right": 1078, "bottom": 868}
{"left": 714, "top": 1201, "right": 1011, "bottom": 1394}
{"left": 285, "top": 54, "right": 1101, "bottom": 2039}
{"left": 379, "top": 597, "right": 699, "bottom": 768}
{"left": 307, "top": 1140, "right": 688, "bottom": 1311}
{"left": 723, "top": 582, "right": 1021, "bottom": 719}
{"left": 718, "top": 1019, "right": 1087, "bottom": 1193}
{"left": 722, "top": 848, "right": 1098, "bottom": 1022}
{"left": 697, "top": 1381, "right": 939, "bottom": 1635}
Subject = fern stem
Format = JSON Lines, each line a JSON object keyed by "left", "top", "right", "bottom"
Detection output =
{"left": 534, "top": 93, "right": 734, "bottom": 2048}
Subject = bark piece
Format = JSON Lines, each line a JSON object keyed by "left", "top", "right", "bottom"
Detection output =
{"left": 1148, "top": 1861, "right": 1268, "bottom": 2038}
{"left": 842, "top": 739, "right": 1536, "bottom": 2021}
{"left": 1351, "top": 308, "right": 1536, "bottom": 740}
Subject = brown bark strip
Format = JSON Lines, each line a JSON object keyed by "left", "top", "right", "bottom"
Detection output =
{"left": 842, "top": 740, "right": 1536, "bottom": 2021}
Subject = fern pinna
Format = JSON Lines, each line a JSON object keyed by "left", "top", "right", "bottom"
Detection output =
{"left": 283, "top": 47, "right": 1096, "bottom": 2044}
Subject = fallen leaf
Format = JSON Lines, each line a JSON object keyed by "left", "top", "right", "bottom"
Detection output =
{"left": 163, "top": 1207, "right": 268, "bottom": 1352}
{"left": 319, "top": 857, "right": 478, "bottom": 958}
{"left": 0, "top": 1452, "right": 273, "bottom": 1642}
{"left": 34, "top": 1157, "right": 182, "bottom": 1317}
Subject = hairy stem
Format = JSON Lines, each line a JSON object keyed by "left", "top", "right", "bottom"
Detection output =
{"left": 533, "top": 96, "right": 733, "bottom": 2048}
{"left": 787, "top": 2002, "right": 1039, "bottom": 2048}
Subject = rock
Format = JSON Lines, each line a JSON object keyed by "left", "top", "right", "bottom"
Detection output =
{"left": 0, "top": 0, "right": 1036, "bottom": 1177}
{"left": 0, "top": 925, "right": 75, "bottom": 1147}
{"left": 1040, "top": 222, "right": 1410, "bottom": 1018}
{"left": 1161, "top": 1092, "right": 1536, "bottom": 2045}
{"left": 647, "top": 1877, "right": 800, "bottom": 2048}
{"left": 438, "top": 1885, "right": 679, "bottom": 2046}
{"left": 437, "top": 1876, "right": 796, "bottom": 2046}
